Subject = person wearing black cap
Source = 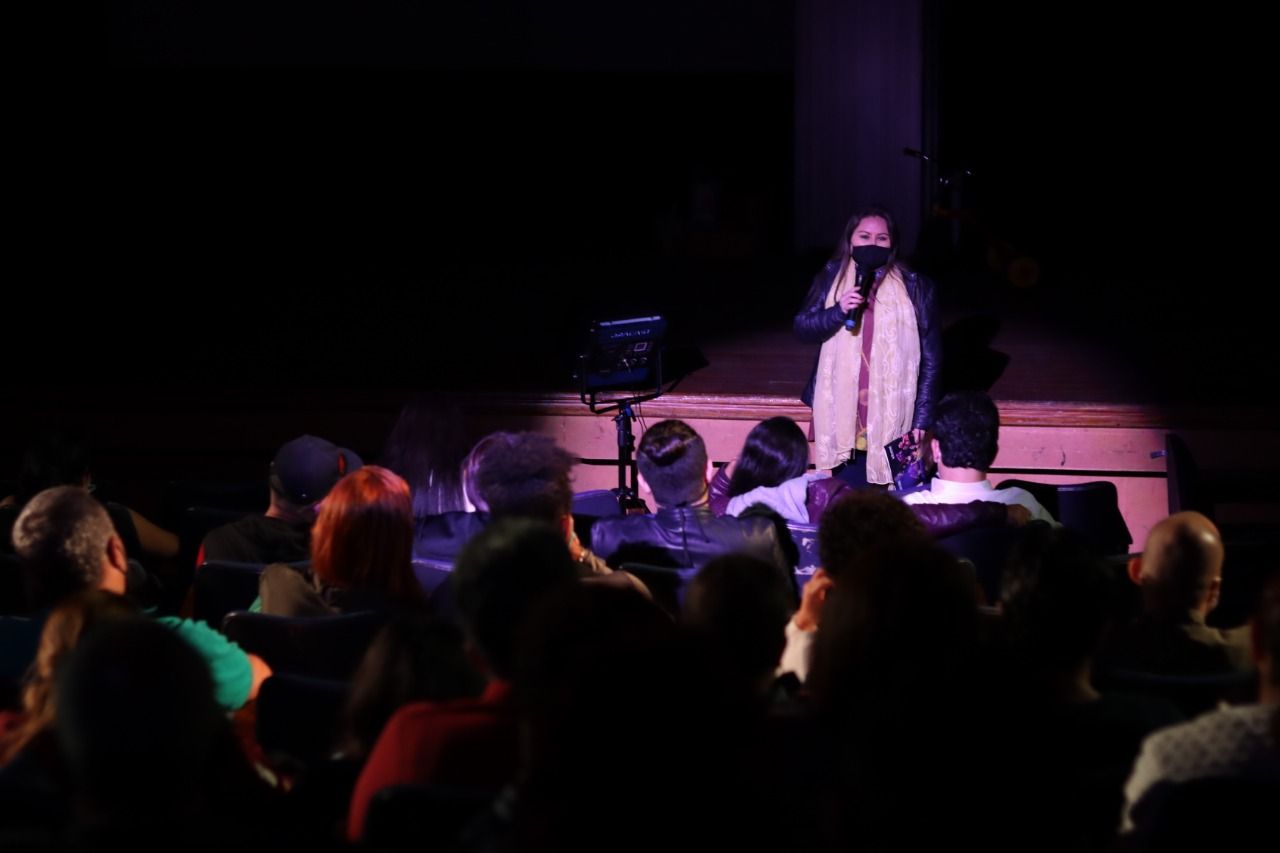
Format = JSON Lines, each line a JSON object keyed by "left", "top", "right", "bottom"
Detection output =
{"left": 198, "top": 435, "right": 363, "bottom": 566}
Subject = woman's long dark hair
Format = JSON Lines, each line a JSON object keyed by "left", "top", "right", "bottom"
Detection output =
{"left": 380, "top": 393, "right": 472, "bottom": 517}
{"left": 727, "top": 417, "right": 810, "bottom": 497}
{"left": 803, "top": 204, "right": 905, "bottom": 308}
{"left": 832, "top": 205, "right": 900, "bottom": 267}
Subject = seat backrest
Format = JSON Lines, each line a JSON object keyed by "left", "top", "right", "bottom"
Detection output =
{"left": 785, "top": 522, "right": 821, "bottom": 595}
{"left": 222, "top": 610, "right": 385, "bottom": 680}
{"left": 1055, "top": 480, "right": 1132, "bottom": 554}
{"left": 999, "top": 478, "right": 1132, "bottom": 555}
{"left": 0, "top": 553, "right": 27, "bottom": 616}
{"left": 192, "top": 560, "right": 268, "bottom": 626}
{"left": 936, "top": 524, "right": 1028, "bottom": 605}
{"left": 1130, "top": 774, "right": 1280, "bottom": 848}
{"left": 571, "top": 490, "right": 624, "bottom": 551}
{"left": 0, "top": 615, "right": 41, "bottom": 710}
{"left": 364, "top": 784, "right": 499, "bottom": 852}
{"left": 413, "top": 511, "right": 487, "bottom": 563}
{"left": 572, "top": 489, "right": 622, "bottom": 518}
{"left": 411, "top": 558, "right": 454, "bottom": 598}
{"left": 256, "top": 673, "right": 350, "bottom": 766}
{"left": 785, "top": 522, "right": 821, "bottom": 573}
{"left": 619, "top": 563, "right": 699, "bottom": 616}
{"left": 995, "top": 478, "right": 1060, "bottom": 516}
{"left": 178, "top": 505, "right": 255, "bottom": 569}
{"left": 1096, "top": 667, "right": 1259, "bottom": 718}
{"left": 1165, "top": 433, "right": 1210, "bottom": 517}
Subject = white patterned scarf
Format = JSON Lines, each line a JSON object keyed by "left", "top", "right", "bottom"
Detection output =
{"left": 812, "top": 263, "right": 920, "bottom": 483}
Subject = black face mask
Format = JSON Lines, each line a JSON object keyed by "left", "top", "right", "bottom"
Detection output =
{"left": 849, "top": 244, "right": 891, "bottom": 270}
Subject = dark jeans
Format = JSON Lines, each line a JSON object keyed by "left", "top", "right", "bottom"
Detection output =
{"left": 831, "top": 454, "right": 869, "bottom": 487}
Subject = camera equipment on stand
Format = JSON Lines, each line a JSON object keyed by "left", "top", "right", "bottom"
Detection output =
{"left": 574, "top": 315, "right": 668, "bottom": 513}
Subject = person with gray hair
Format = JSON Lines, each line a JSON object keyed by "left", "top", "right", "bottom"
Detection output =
{"left": 8, "top": 486, "right": 270, "bottom": 710}
{"left": 12, "top": 488, "right": 121, "bottom": 611}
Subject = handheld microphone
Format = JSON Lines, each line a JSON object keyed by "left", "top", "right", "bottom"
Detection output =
{"left": 845, "top": 265, "right": 876, "bottom": 330}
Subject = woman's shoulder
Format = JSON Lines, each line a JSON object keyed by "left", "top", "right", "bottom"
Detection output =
{"left": 727, "top": 475, "right": 813, "bottom": 525}
{"left": 816, "top": 258, "right": 844, "bottom": 283}
{"left": 261, "top": 561, "right": 310, "bottom": 579}
{"left": 259, "top": 562, "right": 320, "bottom": 598}
{"left": 258, "top": 563, "right": 337, "bottom": 618}
{"left": 896, "top": 264, "right": 936, "bottom": 290}
{"left": 799, "top": 259, "right": 841, "bottom": 309}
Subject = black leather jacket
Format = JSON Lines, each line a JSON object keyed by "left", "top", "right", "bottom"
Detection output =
{"left": 412, "top": 511, "right": 489, "bottom": 562}
{"left": 793, "top": 260, "right": 942, "bottom": 431}
{"left": 707, "top": 464, "right": 1013, "bottom": 533}
{"left": 590, "top": 506, "right": 789, "bottom": 575}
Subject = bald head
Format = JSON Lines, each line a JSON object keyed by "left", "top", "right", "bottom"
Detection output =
{"left": 1138, "top": 511, "right": 1224, "bottom": 615}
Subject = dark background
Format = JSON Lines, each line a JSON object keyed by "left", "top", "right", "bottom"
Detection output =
{"left": 42, "top": 3, "right": 1274, "bottom": 399}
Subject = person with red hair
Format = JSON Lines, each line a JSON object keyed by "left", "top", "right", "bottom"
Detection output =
{"left": 259, "top": 466, "right": 425, "bottom": 617}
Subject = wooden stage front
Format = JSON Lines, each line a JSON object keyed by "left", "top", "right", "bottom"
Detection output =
{"left": 463, "top": 321, "right": 1280, "bottom": 551}
{"left": 5, "top": 314, "right": 1277, "bottom": 555}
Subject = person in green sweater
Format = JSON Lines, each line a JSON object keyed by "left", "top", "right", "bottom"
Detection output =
{"left": 9, "top": 486, "right": 270, "bottom": 710}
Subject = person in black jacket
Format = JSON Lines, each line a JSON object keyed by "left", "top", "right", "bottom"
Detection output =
{"left": 794, "top": 205, "right": 941, "bottom": 487}
{"left": 590, "top": 420, "right": 790, "bottom": 578}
